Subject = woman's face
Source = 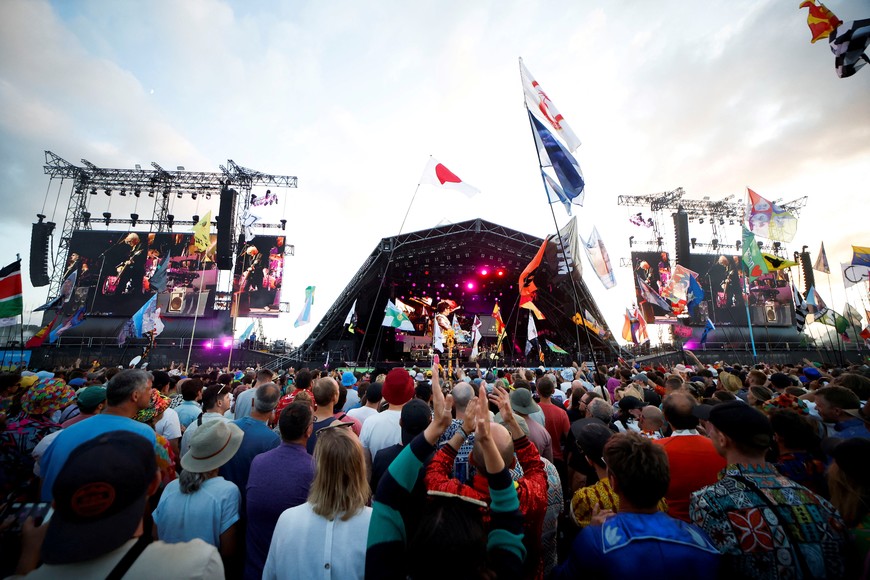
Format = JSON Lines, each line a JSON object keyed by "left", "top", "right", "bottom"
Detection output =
{"left": 747, "top": 391, "right": 757, "bottom": 406}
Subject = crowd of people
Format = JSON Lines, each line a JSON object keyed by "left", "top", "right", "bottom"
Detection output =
{"left": 0, "top": 355, "right": 869, "bottom": 578}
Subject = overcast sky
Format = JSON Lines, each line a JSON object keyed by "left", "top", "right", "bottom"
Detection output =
{"left": 1, "top": 0, "right": 868, "bottom": 346}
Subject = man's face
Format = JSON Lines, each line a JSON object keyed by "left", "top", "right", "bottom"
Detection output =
{"left": 132, "top": 382, "right": 152, "bottom": 410}
{"left": 814, "top": 395, "right": 839, "bottom": 422}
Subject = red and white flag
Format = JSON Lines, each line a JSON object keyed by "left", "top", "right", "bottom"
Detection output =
{"left": 520, "top": 58, "right": 582, "bottom": 152}
{"left": 420, "top": 157, "right": 480, "bottom": 197}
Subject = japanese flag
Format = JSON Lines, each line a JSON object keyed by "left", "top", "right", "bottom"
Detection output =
{"left": 420, "top": 157, "right": 480, "bottom": 197}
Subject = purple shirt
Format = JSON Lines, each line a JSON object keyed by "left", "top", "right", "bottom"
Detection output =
{"left": 245, "top": 442, "right": 314, "bottom": 580}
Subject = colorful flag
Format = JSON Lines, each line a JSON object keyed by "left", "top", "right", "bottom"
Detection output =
{"left": 746, "top": 188, "right": 798, "bottom": 242}
{"left": 237, "top": 321, "right": 255, "bottom": 341}
{"left": 520, "top": 300, "right": 546, "bottom": 320}
{"left": 526, "top": 315, "right": 538, "bottom": 356}
{"left": 492, "top": 302, "right": 506, "bottom": 338}
{"left": 420, "top": 157, "right": 480, "bottom": 197}
{"left": 742, "top": 227, "right": 769, "bottom": 282}
{"left": 344, "top": 299, "right": 357, "bottom": 334}
{"left": 49, "top": 307, "right": 86, "bottom": 343}
{"left": 761, "top": 253, "right": 799, "bottom": 272}
{"left": 149, "top": 253, "right": 171, "bottom": 293}
{"left": 700, "top": 318, "right": 716, "bottom": 345}
{"left": 851, "top": 245, "right": 870, "bottom": 268}
{"left": 813, "top": 242, "right": 830, "bottom": 274}
{"left": 542, "top": 171, "right": 579, "bottom": 216}
{"left": 800, "top": 0, "right": 842, "bottom": 43}
{"left": 686, "top": 274, "right": 705, "bottom": 316}
{"left": 637, "top": 276, "right": 672, "bottom": 312}
{"left": 545, "top": 339, "right": 568, "bottom": 354}
{"left": 0, "top": 260, "right": 23, "bottom": 327}
{"left": 791, "top": 281, "right": 809, "bottom": 332}
{"left": 469, "top": 315, "right": 483, "bottom": 360}
{"left": 33, "top": 269, "right": 78, "bottom": 312}
{"left": 829, "top": 19, "right": 870, "bottom": 78}
{"left": 842, "top": 262, "right": 870, "bottom": 288}
{"left": 452, "top": 315, "right": 467, "bottom": 344}
{"left": 382, "top": 299, "right": 414, "bottom": 331}
{"left": 25, "top": 314, "right": 59, "bottom": 349}
{"left": 622, "top": 307, "right": 649, "bottom": 345}
{"left": 129, "top": 294, "right": 164, "bottom": 338}
{"left": 529, "top": 112, "right": 585, "bottom": 205}
{"left": 519, "top": 58, "right": 582, "bottom": 151}
{"left": 294, "top": 286, "right": 315, "bottom": 328}
{"left": 581, "top": 226, "right": 616, "bottom": 289}
{"left": 193, "top": 211, "right": 212, "bottom": 252}
{"left": 519, "top": 235, "right": 551, "bottom": 309}
{"left": 550, "top": 216, "right": 583, "bottom": 282}
{"left": 584, "top": 309, "right": 605, "bottom": 337}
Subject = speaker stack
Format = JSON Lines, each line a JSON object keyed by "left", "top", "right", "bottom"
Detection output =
{"left": 216, "top": 186, "right": 238, "bottom": 270}
{"left": 30, "top": 217, "right": 55, "bottom": 287}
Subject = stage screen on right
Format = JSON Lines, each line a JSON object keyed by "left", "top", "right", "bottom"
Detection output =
{"left": 232, "top": 235, "right": 285, "bottom": 318}
{"left": 687, "top": 253, "right": 795, "bottom": 327}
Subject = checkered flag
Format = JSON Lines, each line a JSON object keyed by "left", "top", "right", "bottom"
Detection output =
{"left": 830, "top": 19, "right": 870, "bottom": 78}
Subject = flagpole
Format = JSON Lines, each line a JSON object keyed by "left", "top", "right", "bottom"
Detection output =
{"left": 523, "top": 106, "right": 600, "bottom": 370}
{"left": 825, "top": 271, "right": 846, "bottom": 365}
{"left": 185, "top": 263, "right": 207, "bottom": 372}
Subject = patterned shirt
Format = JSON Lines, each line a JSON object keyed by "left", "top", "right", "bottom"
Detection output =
{"left": 437, "top": 419, "right": 476, "bottom": 484}
{"left": 690, "top": 462, "right": 848, "bottom": 579}
{"left": 571, "top": 478, "right": 667, "bottom": 528}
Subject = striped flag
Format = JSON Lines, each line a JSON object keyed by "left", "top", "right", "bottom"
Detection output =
{"left": 791, "top": 281, "right": 809, "bottom": 332}
{"left": 519, "top": 58, "right": 582, "bottom": 151}
{"left": 852, "top": 245, "right": 870, "bottom": 268}
{"left": 0, "top": 260, "right": 23, "bottom": 327}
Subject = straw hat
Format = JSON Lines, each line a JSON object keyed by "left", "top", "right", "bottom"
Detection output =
{"left": 181, "top": 420, "right": 244, "bottom": 473}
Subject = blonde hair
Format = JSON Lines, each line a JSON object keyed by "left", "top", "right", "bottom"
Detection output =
{"left": 828, "top": 462, "right": 870, "bottom": 526}
{"left": 308, "top": 427, "right": 369, "bottom": 520}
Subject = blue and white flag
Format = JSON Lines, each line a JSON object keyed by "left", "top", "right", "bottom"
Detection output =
{"left": 700, "top": 318, "right": 715, "bottom": 345}
{"left": 686, "top": 274, "right": 705, "bottom": 316}
{"left": 295, "top": 286, "right": 315, "bottom": 328}
{"left": 131, "top": 294, "right": 164, "bottom": 338}
{"left": 581, "top": 227, "right": 616, "bottom": 289}
{"left": 529, "top": 112, "right": 585, "bottom": 206}
{"left": 237, "top": 321, "right": 255, "bottom": 341}
{"left": 49, "top": 307, "right": 86, "bottom": 343}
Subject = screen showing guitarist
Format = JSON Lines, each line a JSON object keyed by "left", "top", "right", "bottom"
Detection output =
{"left": 106, "top": 233, "right": 146, "bottom": 295}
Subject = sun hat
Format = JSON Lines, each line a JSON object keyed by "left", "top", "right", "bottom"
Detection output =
{"left": 509, "top": 388, "right": 541, "bottom": 415}
{"left": 135, "top": 389, "right": 171, "bottom": 423}
{"left": 21, "top": 379, "right": 76, "bottom": 416}
{"left": 181, "top": 420, "right": 244, "bottom": 473}
{"left": 341, "top": 371, "right": 357, "bottom": 387}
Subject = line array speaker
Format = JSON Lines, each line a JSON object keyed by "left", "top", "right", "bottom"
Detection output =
{"left": 30, "top": 221, "right": 55, "bottom": 287}
{"left": 216, "top": 186, "right": 238, "bottom": 270}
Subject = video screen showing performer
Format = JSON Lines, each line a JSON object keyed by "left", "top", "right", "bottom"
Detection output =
{"left": 146, "top": 233, "right": 218, "bottom": 317}
{"left": 232, "top": 235, "right": 284, "bottom": 318}
{"left": 631, "top": 251, "right": 676, "bottom": 323}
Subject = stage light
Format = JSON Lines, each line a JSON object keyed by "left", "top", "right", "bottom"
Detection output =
{"left": 440, "top": 283, "right": 445, "bottom": 288}
{"left": 454, "top": 283, "right": 459, "bottom": 288}
{"left": 690, "top": 237, "right": 697, "bottom": 249}
{"left": 130, "top": 213, "right": 139, "bottom": 227}
{"left": 735, "top": 240, "right": 742, "bottom": 251}
{"left": 176, "top": 192, "right": 183, "bottom": 199}
{"left": 772, "top": 241, "right": 781, "bottom": 251}
{"left": 119, "top": 188, "right": 127, "bottom": 197}
{"left": 81, "top": 211, "right": 91, "bottom": 227}
{"left": 191, "top": 192, "right": 198, "bottom": 200}
{"left": 280, "top": 219, "right": 286, "bottom": 231}
{"left": 729, "top": 219, "right": 735, "bottom": 225}
{"left": 497, "top": 270, "right": 504, "bottom": 277}
{"left": 412, "top": 283, "right": 416, "bottom": 287}
{"left": 629, "top": 236, "right": 634, "bottom": 248}
{"left": 480, "top": 268, "right": 489, "bottom": 276}
{"left": 204, "top": 340, "right": 214, "bottom": 350}
{"left": 222, "top": 338, "right": 232, "bottom": 349}
{"left": 133, "top": 188, "right": 141, "bottom": 198}
{"left": 205, "top": 193, "right": 211, "bottom": 200}
{"left": 192, "top": 215, "right": 199, "bottom": 225}
{"left": 699, "top": 218, "right": 705, "bottom": 224}
{"left": 102, "top": 212, "right": 111, "bottom": 226}
{"left": 167, "top": 214, "right": 174, "bottom": 228}
{"left": 104, "top": 188, "right": 111, "bottom": 196}
{"left": 148, "top": 188, "right": 155, "bottom": 198}
{"left": 466, "top": 282, "right": 475, "bottom": 290}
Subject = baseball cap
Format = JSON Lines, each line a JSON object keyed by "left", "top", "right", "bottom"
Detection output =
{"left": 572, "top": 419, "right": 613, "bottom": 467}
{"left": 43, "top": 431, "right": 157, "bottom": 565}
{"left": 76, "top": 385, "right": 107, "bottom": 408}
{"left": 693, "top": 400, "right": 772, "bottom": 449}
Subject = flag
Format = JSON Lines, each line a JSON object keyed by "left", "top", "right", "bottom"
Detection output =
{"left": 829, "top": 19, "right": 870, "bottom": 78}
{"left": 469, "top": 315, "right": 483, "bottom": 360}
{"left": 529, "top": 112, "right": 585, "bottom": 205}
{"left": 294, "top": 286, "right": 315, "bottom": 328}
{"left": 526, "top": 315, "right": 539, "bottom": 356}
{"left": 241, "top": 210, "right": 259, "bottom": 243}
{"left": 130, "top": 295, "right": 164, "bottom": 338}
{"left": 33, "top": 295, "right": 62, "bottom": 313}
{"left": 545, "top": 339, "right": 568, "bottom": 354}
{"left": 842, "top": 262, "right": 870, "bottom": 288}
{"left": 700, "top": 318, "right": 716, "bottom": 345}
{"left": 33, "top": 269, "right": 79, "bottom": 312}
{"left": 622, "top": 308, "right": 649, "bottom": 345}
{"left": 344, "top": 299, "right": 358, "bottom": 334}
{"left": 520, "top": 300, "right": 546, "bottom": 320}
{"left": 0, "top": 260, "right": 23, "bottom": 327}
{"left": 25, "top": 314, "right": 59, "bottom": 349}
{"left": 686, "top": 273, "right": 705, "bottom": 316}
{"left": 791, "top": 280, "right": 809, "bottom": 332}
{"left": 761, "top": 253, "right": 799, "bottom": 272}
{"left": 665, "top": 265, "right": 701, "bottom": 315}
{"left": 237, "top": 321, "right": 255, "bottom": 341}
{"left": 844, "top": 303, "right": 864, "bottom": 327}
{"left": 117, "top": 319, "right": 134, "bottom": 346}
{"left": 542, "top": 171, "right": 579, "bottom": 216}
{"left": 193, "top": 211, "right": 212, "bottom": 252}
{"left": 492, "top": 302, "right": 506, "bottom": 337}
{"left": 581, "top": 226, "right": 616, "bottom": 289}
{"left": 149, "top": 253, "right": 171, "bottom": 293}
{"left": 433, "top": 313, "right": 444, "bottom": 353}
{"left": 800, "top": 0, "right": 842, "bottom": 43}
{"left": 637, "top": 276, "right": 672, "bottom": 311}
{"left": 742, "top": 227, "right": 769, "bottom": 282}
{"left": 452, "top": 315, "right": 467, "bottom": 344}
{"left": 746, "top": 188, "right": 798, "bottom": 242}
{"left": 49, "top": 307, "right": 86, "bottom": 343}
{"left": 852, "top": 245, "right": 870, "bottom": 268}
{"left": 550, "top": 216, "right": 583, "bottom": 282}
{"left": 420, "top": 157, "right": 480, "bottom": 197}
{"left": 813, "top": 242, "right": 830, "bottom": 274}
{"left": 584, "top": 309, "right": 605, "bottom": 337}
{"left": 382, "top": 299, "right": 414, "bottom": 331}
{"left": 519, "top": 58, "right": 582, "bottom": 151}
{"left": 519, "top": 235, "right": 551, "bottom": 309}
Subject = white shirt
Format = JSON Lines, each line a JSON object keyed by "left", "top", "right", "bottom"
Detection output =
{"left": 155, "top": 407, "right": 182, "bottom": 441}
{"left": 263, "top": 502, "right": 371, "bottom": 580}
{"left": 346, "top": 405, "right": 378, "bottom": 425}
{"left": 358, "top": 409, "right": 401, "bottom": 460}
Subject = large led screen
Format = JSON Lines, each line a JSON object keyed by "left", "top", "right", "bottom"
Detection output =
{"left": 631, "top": 251, "right": 676, "bottom": 323}
{"left": 231, "top": 235, "right": 285, "bottom": 318}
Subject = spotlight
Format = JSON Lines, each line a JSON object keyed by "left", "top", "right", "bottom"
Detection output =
{"left": 466, "top": 282, "right": 475, "bottom": 290}
{"left": 204, "top": 340, "right": 214, "bottom": 350}
{"left": 163, "top": 186, "right": 171, "bottom": 198}
{"left": 629, "top": 235, "right": 635, "bottom": 248}
{"left": 130, "top": 213, "right": 139, "bottom": 227}
{"left": 104, "top": 188, "right": 111, "bottom": 196}
{"left": 167, "top": 214, "right": 174, "bottom": 228}
{"left": 102, "top": 212, "right": 112, "bottom": 226}
{"left": 729, "top": 219, "right": 735, "bottom": 225}
{"left": 719, "top": 218, "right": 725, "bottom": 225}
{"left": 148, "top": 188, "right": 155, "bottom": 197}
{"left": 711, "top": 238, "right": 718, "bottom": 250}
{"left": 191, "top": 192, "right": 198, "bottom": 200}
{"left": 691, "top": 237, "right": 697, "bottom": 249}
{"left": 205, "top": 193, "right": 211, "bottom": 200}
{"left": 222, "top": 338, "right": 232, "bottom": 349}
{"left": 119, "top": 188, "right": 127, "bottom": 197}
{"left": 133, "top": 188, "right": 141, "bottom": 197}
{"left": 192, "top": 215, "right": 199, "bottom": 225}
{"left": 176, "top": 192, "right": 182, "bottom": 199}
{"left": 81, "top": 211, "right": 91, "bottom": 227}
{"left": 496, "top": 269, "right": 504, "bottom": 277}
{"left": 36, "top": 213, "right": 46, "bottom": 223}
{"left": 280, "top": 219, "right": 286, "bottom": 231}
{"left": 480, "top": 268, "right": 488, "bottom": 276}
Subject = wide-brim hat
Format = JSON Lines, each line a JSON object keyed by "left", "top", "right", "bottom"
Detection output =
{"left": 341, "top": 371, "right": 357, "bottom": 387}
{"left": 181, "top": 420, "right": 244, "bottom": 473}
{"left": 509, "top": 388, "right": 540, "bottom": 415}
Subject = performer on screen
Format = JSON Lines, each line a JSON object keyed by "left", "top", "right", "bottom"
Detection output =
{"left": 114, "top": 233, "right": 146, "bottom": 295}
{"left": 434, "top": 300, "right": 458, "bottom": 333}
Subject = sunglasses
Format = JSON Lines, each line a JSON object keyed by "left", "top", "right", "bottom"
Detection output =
{"left": 316, "top": 422, "right": 353, "bottom": 436}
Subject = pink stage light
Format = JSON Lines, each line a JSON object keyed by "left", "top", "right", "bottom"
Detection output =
{"left": 497, "top": 269, "right": 505, "bottom": 277}
{"left": 205, "top": 340, "right": 214, "bottom": 350}
{"left": 466, "top": 282, "right": 475, "bottom": 290}
{"left": 222, "top": 339, "right": 232, "bottom": 349}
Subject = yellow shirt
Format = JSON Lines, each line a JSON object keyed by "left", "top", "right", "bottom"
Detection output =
{"left": 570, "top": 478, "right": 667, "bottom": 527}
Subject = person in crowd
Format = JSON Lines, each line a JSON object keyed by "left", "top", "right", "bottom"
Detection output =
{"left": 333, "top": 385, "right": 363, "bottom": 435}
{"left": 274, "top": 369, "right": 313, "bottom": 415}
{"left": 586, "top": 396, "right": 614, "bottom": 427}
{"left": 612, "top": 395, "right": 644, "bottom": 433}
{"left": 689, "top": 400, "right": 847, "bottom": 578}
{"left": 366, "top": 369, "right": 526, "bottom": 580}
{"left": 555, "top": 432, "right": 720, "bottom": 579}
{"left": 637, "top": 405, "right": 665, "bottom": 439}
{"left": 655, "top": 392, "right": 726, "bottom": 522}
{"left": 747, "top": 385, "right": 773, "bottom": 409}
{"left": 151, "top": 371, "right": 182, "bottom": 458}
{"left": 220, "top": 383, "right": 280, "bottom": 498}
{"left": 360, "top": 368, "right": 415, "bottom": 468}
{"left": 263, "top": 424, "right": 372, "bottom": 580}
{"left": 175, "top": 378, "right": 204, "bottom": 429}
{"left": 154, "top": 420, "right": 243, "bottom": 571}
{"left": 135, "top": 389, "right": 176, "bottom": 485}
{"left": 826, "top": 438, "right": 870, "bottom": 572}
{"left": 58, "top": 385, "right": 105, "bottom": 428}
{"left": 371, "top": 398, "right": 432, "bottom": 494}
{"left": 306, "top": 377, "right": 346, "bottom": 453}
{"left": 245, "top": 402, "right": 315, "bottom": 580}
{"left": 232, "top": 368, "right": 274, "bottom": 420}
{"left": 13, "top": 431, "right": 223, "bottom": 578}
{"left": 813, "top": 385, "right": 869, "bottom": 439}
{"left": 341, "top": 371, "right": 361, "bottom": 411}
{"left": 39, "top": 369, "right": 156, "bottom": 502}
{"left": 536, "top": 374, "right": 570, "bottom": 471}
{"left": 768, "top": 409, "right": 827, "bottom": 495}
{"left": 180, "top": 383, "right": 233, "bottom": 456}
{"left": 346, "top": 381, "right": 381, "bottom": 425}
{"left": 436, "top": 382, "right": 480, "bottom": 482}
{"left": 504, "top": 386, "right": 553, "bottom": 463}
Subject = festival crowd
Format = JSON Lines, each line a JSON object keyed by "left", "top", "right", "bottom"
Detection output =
{"left": 0, "top": 355, "right": 869, "bottom": 579}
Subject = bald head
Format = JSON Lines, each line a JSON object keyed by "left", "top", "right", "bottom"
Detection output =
{"left": 571, "top": 380, "right": 585, "bottom": 393}
{"left": 662, "top": 391, "right": 699, "bottom": 430}
{"left": 452, "top": 382, "right": 474, "bottom": 412}
{"left": 472, "top": 423, "right": 515, "bottom": 472}
{"left": 641, "top": 406, "right": 665, "bottom": 431}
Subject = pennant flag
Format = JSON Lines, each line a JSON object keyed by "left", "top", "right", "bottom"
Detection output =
{"left": 344, "top": 299, "right": 358, "bottom": 334}
{"left": 829, "top": 19, "right": 870, "bottom": 78}
{"left": 519, "top": 235, "right": 551, "bottom": 309}
{"left": 519, "top": 58, "right": 581, "bottom": 151}
{"left": 861, "top": 326, "right": 870, "bottom": 342}
{"left": 382, "top": 299, "right": 414, "bottom": 331}
{"left": 526, "top": 314, "right": 539, "bottom": 356}
{"left": 433, "top": 312, "right": 444, "bottom": 353}
{"left": 0, "top": 260, "right": 23, "bottom": 327}
{"left": 193, "top": 211, "right": 212, "bottom": 252}
{"left": 805, "top": 286, "right": 828, "bottom": 313}
{"left": 637, "top": 276, "right": 672, "bottom": 311}
{"left": 469, "top": 315, "right": 482, "bottom": 361}
{"left": 800, "top": 0, "right": 842, "bottom": 43}
{"left": 420, "top": 157, "right": 480, "bottom": 197}
{"left": 492, "top": 302, "right": 506, "bottom": 337}
{"left": 851, "top": 245, "right": 870, "bottom": 268}
{"left": 581, "top": 226, "right": 616, "bottom": 289}
{"left": 791, "top": 281, "right": 809, "bottom": 332}
{"left": 746, "top": 188, "right": 798, "bottom": 242}
{"left": 842, "top": 262, "right": 870, "bottom": 288}
{"left": 241, "top": 210, "right": 259, "bottom": 243}
{"left": 529, "top": 112, "right": 585, "bottom": 205}
{"left": 686, "top": 273, "right": 705, "bottom": 316}
{"left": 700, "top": 318, "right": 716, "bottom": 345}
{"left": 237, "top": 321, "right": 255, "bottom": 341}
{"left": 294, "top": 286, "right": 315, "bottom": 328}
{"left": 761, "top": 253, "right": 799, "bottom": 272}
{"left": 129, "top": 295, "right": 164, "bottom": 338}
{"left": 742, "top": 227, "right": 769, "bottom": 282}
{"left": 149, "top": 253, "right": 171, "bottom": 293}
{"left": 25, "top": 314, "right": 59, "bottom": 349}
{"left": 542, "top": 171, "right": 579, "bottom": 216}
{"left": 452, "top": 315, "right": 467, "bottom": 344}
{"left": 813, "top": 242, "right": 831, "bottom": 274}
{"left": 545, "top": 339, "right": 568, "bottom": 354}
{"left": 49, "top": 307, "right": 86, "bottom": 343}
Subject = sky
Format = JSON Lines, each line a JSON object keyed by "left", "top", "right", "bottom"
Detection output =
{"left": 1, "top": 0, "right": 868, "bottom": 348}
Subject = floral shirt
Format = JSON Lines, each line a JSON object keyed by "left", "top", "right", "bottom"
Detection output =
{"left": 690, "top": 462, "right": 848, "bottom": 579}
